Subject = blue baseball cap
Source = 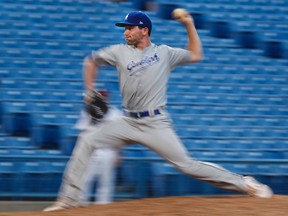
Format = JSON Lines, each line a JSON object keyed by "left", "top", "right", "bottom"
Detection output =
{"left": 115, "top": 11, "right": 152, "bottom": 32}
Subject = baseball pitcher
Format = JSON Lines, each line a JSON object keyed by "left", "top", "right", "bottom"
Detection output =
{"left": 44, "top": 10, "right": 273, "bottom": 212}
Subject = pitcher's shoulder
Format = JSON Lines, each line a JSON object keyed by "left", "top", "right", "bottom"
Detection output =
{"left": 155, "top": 44, "right": 174, "bottom": 53}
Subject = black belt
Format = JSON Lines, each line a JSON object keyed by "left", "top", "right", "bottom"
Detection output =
{"left": 123, "top": 109, "right": 161, "bottom": 118}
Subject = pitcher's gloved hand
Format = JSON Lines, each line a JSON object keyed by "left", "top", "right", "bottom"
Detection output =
{"left": 84, "top": 89, "right": 109, "bottom": 121}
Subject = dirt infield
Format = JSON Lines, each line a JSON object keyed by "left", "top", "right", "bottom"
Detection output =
{"left": 0, "top": 195, "right": 287, "bottom": 216}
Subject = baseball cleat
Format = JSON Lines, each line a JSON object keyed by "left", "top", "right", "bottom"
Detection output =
{"left": 243, "top": 176, "right": 273, "bottom": 198}
{"left": 43, "top": 200, "right": 76, "bottom": 212}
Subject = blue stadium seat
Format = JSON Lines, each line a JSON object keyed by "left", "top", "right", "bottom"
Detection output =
{"left": 31, "top": 124, "right": 61, "bottom": 149}
{"left": 223, "top": 163, "right": 253, "bottom": 175}
{"left": 25, "top": 91, "right": 50, "bottom": 101}
{"left": 1, "top": 79, "right": 43, "bottom": 89}
{"left": 0, "top": 149, "right": 12, "bottom": 157}
{"left": 60, "top": 134, "right": 77, "bottom": 156}
{"left": 278, "top": 164, "right": 288, "bottom": 175}
{"left": 223, "top": 127, "right": 245, "bottom": 138}
{"left": 0, "top": 69, "right": 9, "bottom": 79}
{"left": 0, "top": 3, "right": 20, "bottom": 12}
{"left": 166, "top": 106, "right": 185, "bottom": 115}
{"left": 41, "top": 161, "right": 66, "bottom": 193}
{"left": 230, "top": 140, "right": 257, "bottom": 150}
{"left": 117, "top": 150, "right": 149, "bottom": 197}
{"left": 31, "top": 113, "right": 76, "bottom": 125}
{"left": 210, "top": 140, "right": 231, "bottom": 149}
{"left": 122, "top": 149, "right": 145, "bottom": 158}
{"left": 251, "top": 140, "right": 279, "bottom": 150}
{"left": 190, "top": 150, "right": 222, "bottom": 160}
{"left": 0, "top": 40, "right": 18, "bottom": 49}
{"left": 176, "top": 127, "right": 204, "bottom": 139}
{"left": 273, "top": 107, "right": 288, "bottom": 116}
{"left": 44, "top": 91, "right": 82, "bottom": 102}
{"left": 261, "top": 118, "right": 286, "bottom": 127}
{"left": 271, "top": 164, "right": 288, "bottom": 194}
{"left": 261, "top": 96, "right": 286, "bottom": 106}
{"left": 184, "top": 139, "right": 215, "bottom": 150}
{"left": 143, "top": 149, "right": 162, "bottom": 161}
{"left": 1, "top": 137, "right": 33, "bottom": 149}
{"left": 241, "top": 152, "right": 267, "bottom": 160}
{"left": 1, "top": 90, "right": 27, "bottom": 101}
{"left": 0, "top": 162, "right": 19, "bottom": 193}
{"left": 150, "top": 162, "right": 186, "bottom": 197}
{"left": 32, "top": 113, "right": 59, "bottom": 125}
{"left": 267, "top": 128, "right": 288, "bottom": 138}
{"left": 2, "top": 109, "right": 32, "bottom": 136}
{"left": 60, "top": 114, "right": 78, "bottom": 125}
{"left": 32, "top": 103, "right": 56, "bottom": 113}
{"left": 15, "top": 149, "right": 37, "bottom": 159}
{"left": 38, "top": 149, "right": 63, "bottom": 158}
{"left": 17, "top": 162, "right": 47, "bottom": 193}
{"left": 205, "top": 127, "right": 227, "bottom": 138}
{"left": 52, "top": 103, "right": 83, "bottom": 113}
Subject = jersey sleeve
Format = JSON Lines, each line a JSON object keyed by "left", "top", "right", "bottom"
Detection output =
{"left": 166, "top": 46, "right": 192, "bottom": 69}
{"left": 91, "top": 45, "right": 120, "bottom": 66}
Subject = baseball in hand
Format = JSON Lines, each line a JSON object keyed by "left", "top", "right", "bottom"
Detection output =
{"left": 172, "top": 8, "right": 189, "bottom": 20}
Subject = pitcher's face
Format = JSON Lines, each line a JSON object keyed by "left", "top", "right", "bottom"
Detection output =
{"left": 124, "top": 25, "right": 146, "bottom": 46}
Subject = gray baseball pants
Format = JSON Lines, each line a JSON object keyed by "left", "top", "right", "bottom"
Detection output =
{"left": 59, "top": 114, "right": 247, "bottom": 205}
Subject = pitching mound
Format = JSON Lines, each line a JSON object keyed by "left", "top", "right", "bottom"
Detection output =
{"left": 0, "top": 195, "right": 287, "bottom": 216}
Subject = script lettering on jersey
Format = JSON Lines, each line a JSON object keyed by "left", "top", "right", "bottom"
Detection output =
{"left": 127, "top": 53, "right": 160, "bottom": 76}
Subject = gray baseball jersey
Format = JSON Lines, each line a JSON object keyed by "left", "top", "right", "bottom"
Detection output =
{"left": 92, "top": 43, "right": 191, "bottom": 111}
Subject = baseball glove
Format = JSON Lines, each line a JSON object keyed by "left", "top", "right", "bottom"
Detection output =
{"left": 84, "top": 89, "right": 109, "bottom": 122}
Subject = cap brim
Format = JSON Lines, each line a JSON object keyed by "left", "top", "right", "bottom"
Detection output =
{"left": 115, "top": 21, "right": 137, "bottom": 27}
